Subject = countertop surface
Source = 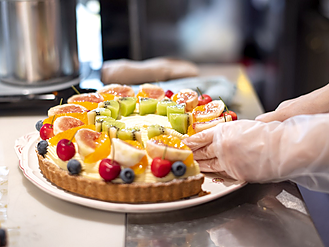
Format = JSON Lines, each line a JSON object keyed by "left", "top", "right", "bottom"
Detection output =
{"left": 0, "top": 64, "right": 324, "bottom": 246}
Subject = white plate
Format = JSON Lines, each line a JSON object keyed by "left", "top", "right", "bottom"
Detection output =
{"left": 15, "top": 132, "right": 246, "bottom": 213}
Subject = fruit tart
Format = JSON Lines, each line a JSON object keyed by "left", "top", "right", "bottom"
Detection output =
{"left": 36, "top": 84, "right": 237, "bottom": 203}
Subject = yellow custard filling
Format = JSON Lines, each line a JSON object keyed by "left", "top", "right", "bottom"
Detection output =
{"left": 45, "top": 145, "right": 200, "bottom": 183}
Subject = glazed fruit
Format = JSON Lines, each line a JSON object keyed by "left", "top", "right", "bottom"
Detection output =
{"left": 111, "top": 138, "right": 146, "bottom": 167}
{"left": 117, "top": 128, "right": 142, "bottom": 143}
{"left": 172, "top": 89, "right": 198, "bottom": 111}
{"left": 168, "top": 113, "right": 189, "bottom": 134}
{"left": 157, "top": 98, "right": 177, "bottom": 116}
{"left": 40, "top": 124, "right": 54, "bottom": 140}
{"left": 221, "top": 110, "right": 238, "bottom": 121}
{"left": 120, "top": 168, "right": 135, "bottom": 183}
{"left": 53, "top": 116, "right": 85, "bottom": 135}
{"left": 151, "top": 157, "right": 172, "bottom": 178}
{"left": 67, "top": 92, "right": 104, "bottom": 104}
{"left": 146, "top": 135, "right": 192, "bottom": 162}
{"left": 98, "top": 100, "right": 120, "bottom": 120}
{"left": 192, "top": 100, "right": 225, "bottom": 122}
{"left": 56, "top": 139, "right": 76, "bottom": 161}
{"left": 37, "top": 140, "right": 48, "bottom": 155}
{"left": 99, "top": 158, "right": 121, "bottom": 181}
{"left": 167, "top": 104, "right": 185, "bottom": 122}
{"left": 139, "top": 84, "right": 165, "bottom": 100}
{"left": 118, "top": 97, "right": 137, "bottom": 116}
{"left": 48, "top": 104, "right": 88, "bottom": 117}
{"left": 35, "top": 120, "right": 43, "bottom": 132}
{"left": 147, "top": 125, "right": 166, "bottom": 139}
{"left": 67, "top": 159, "right": 82, "bottom": 175}
{"left": 171, "top": 161, "right": 187, "bottom": 176}
{"left": 97, "top": 84, "right": 135, "bottom": 97}
{"left": 87, "top": 108, "right": 112, "bottom": 125}
{"left": 192, "top": 115, "right": 232, "bottom": 133}
{"left": 165, "top": 90, "right": 174, "bottom": 98}
{"left": 139, "top": 97, "right": 158, "bottom": 115}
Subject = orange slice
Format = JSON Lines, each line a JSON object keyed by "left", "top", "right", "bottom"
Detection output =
{"left": 48, "top": 124, "right": 95, "bottom": 146}
{"left": 131, "top": 156, "right": 148, "bottom": 175}
{"left": 43, "top": 112, "right": 88, "bottom": 125}
{"left": 135, "top": 91, "right": 148, "bottom": 103}
{"left": 99, "top": 93, "right": 115, "bottom": 101}
{"left": 146, "top": 135, "right": 193, "bottom": 165}
{"left": 69, "top": 101, "right": 99, "bottom": 111}
{"left": 84, "top": 132, "right": 111, "bottom": 163}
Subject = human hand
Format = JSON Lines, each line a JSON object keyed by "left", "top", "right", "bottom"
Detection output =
{"left": 256, "top": 83, "right": 329, "bottom": 122}
{"left": 183, "top": 115, "right": 329, "bottom": 193}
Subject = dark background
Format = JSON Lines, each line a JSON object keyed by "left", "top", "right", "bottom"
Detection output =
{"left": 100, "top": 0, "right": 329, "bottom": 112}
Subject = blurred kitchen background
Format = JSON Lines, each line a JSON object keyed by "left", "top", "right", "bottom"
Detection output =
{"left": 2, "top": 0, "right": 329, "bottom": 112}
{"left": 88, "top": 0, "right": 329, "bottom": 112}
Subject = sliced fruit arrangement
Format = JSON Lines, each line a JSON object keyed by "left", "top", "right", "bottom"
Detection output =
{"left": 43, "top": 112, "right": 88, "bottom": 125}
{"left": 146, "top": 135, "right": 192, "bottom": 163}
{"left": 171, "top": 89, "right": 198, "bottom": 112}
{"left": 67, "top": 92, "right": 104, "bottom": 104}
{"left": 48, "top": 104, "right": 88, "bottom": 117}
{"left": 192, "top": 100, "right": 225, "bottom": 122}
{"left": 157, "top": 98, "right": 177, "bottom": 116}
{"left": 87, "top": 108, "right": 112, "bottom": 125}
{"left": 139, "top": 97, "right": 158, "bottom": 115}
{"left": 97, "top": 84, "right": 135, "bottom": 97}
{"left": 136, "top": 84, "right": 165, "bottom": 101}
{"left": 98, "top": 100, "right": 120, "bottom": 119}
{"left": 118, "top": 97, "right": 137, "bottom": 116}
{"left": 53, "top": 116, "right": 85, "bottom": 135}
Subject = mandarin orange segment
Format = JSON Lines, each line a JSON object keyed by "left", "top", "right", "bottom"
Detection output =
{"left": 150, "top": 135, "right": 190, "bottom": 150}
{"left": 187, "top": 125, "right": 196, "bottom": 136}
{"left": 136, "top": 91, "right": 148, "bottom": 103}
{"left": 69, "top": 101, "right": 98, "bottom": 111}
{"left": 84, "top": 132, "right": 111, "bottom": 163}
{"left": 99, "top": 93, "right": 115, "bottom": 101}
{"left": 171, "top": 93, "right": 178, "bottom": 102}
{"left": 131, "top": 155, "right": 148, "bottom": 175}
{"left": 183, "top": 153, "right": 194, "bottom": 167}
{"left": 124, "top": 140, "right": 144, "bottom": 150}
{"left": 43, "top": 112, "right": 88, "bottom": 125}
{"left": 49, "top": 124, "right": 96, "bottom": 146}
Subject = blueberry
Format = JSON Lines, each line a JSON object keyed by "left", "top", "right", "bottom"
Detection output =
{"left": 171, "top": 161, "right": 186, "bottom": 177}
{"left": 37, "top": 140, "right": 48, "bottom": 155}
{"left": 35, "top": 120, "right": 44, "bottom": 132}
{"left": 0, "top": 228, "right": 6, "bottom": 247}
{"left": 67, "top": 159, "right": 82, "bottom": 175}
{"left": 120, "top": 168, "right": 135, "bottom": 183}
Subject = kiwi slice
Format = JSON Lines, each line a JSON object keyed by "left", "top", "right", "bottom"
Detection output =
{"left": 157, "top": 98, "right": 177, "bottom": 116}
{"left": 139, "top": 97, "right": 158, "bottom": 115}
{"left": 95, "top": 116, "right": 115, "bottom": 132}
{"left": 87, "top": 108, "right": 112, "bottom": 125}
{"left": 119, "top": 97, "right": 137, "bottom": 117}
{"left": 102, "top": 119, "right": 126, "bottom": 134}
{"left": 167, "top": 104, "right": 185, "bottom": 122}
{"left": 117, "top": 128, "right": 142, "bottom": 143}
{"left": 147, "top": 124, "right": 166, "bottom": 139}
{"left": 169, "top": 113, "right": 189, "bottom": 134}
{"left": 99, "top": 100, "right": 120, "bottom": 120}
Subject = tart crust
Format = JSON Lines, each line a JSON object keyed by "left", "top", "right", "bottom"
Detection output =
{"left": 37, "top": 153, "right": 205, "bottom": 203}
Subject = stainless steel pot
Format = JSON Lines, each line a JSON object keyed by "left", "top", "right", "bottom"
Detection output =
{"left": 0, "top": 0, "right": 79, "bottom": 86}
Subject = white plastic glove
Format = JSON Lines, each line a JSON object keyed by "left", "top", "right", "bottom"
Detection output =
{"left": 256, "top": 83, "right": 329, "bottom": 122}
{"left": 183, "top": 114, "right": 329, "bottom": 193}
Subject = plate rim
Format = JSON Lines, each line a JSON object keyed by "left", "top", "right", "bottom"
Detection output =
{"left": 16, "top": 132, "right": 247, "bottom": 213}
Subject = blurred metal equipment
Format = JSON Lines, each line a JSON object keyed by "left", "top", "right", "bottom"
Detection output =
{"left": 0, "top": 0, "right": 79, "bottom": 86}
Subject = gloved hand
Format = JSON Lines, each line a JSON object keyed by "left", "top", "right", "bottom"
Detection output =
{"left": 256, "top": 83, "right": 329, "bottom": 122}
{"left": 183, "top": 114, "right": 329, "bottom": 193}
